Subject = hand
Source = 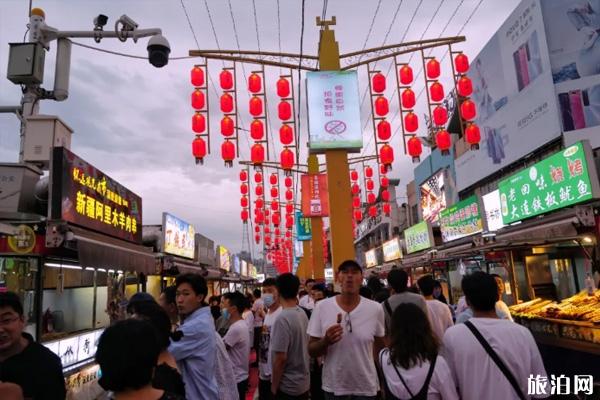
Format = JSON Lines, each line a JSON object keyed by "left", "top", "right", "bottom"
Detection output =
{"left": 0, "top": 382, "right": 23, "bottom": 400}
{"left": 324, "top": 323, "right": 343, "bottom": 345}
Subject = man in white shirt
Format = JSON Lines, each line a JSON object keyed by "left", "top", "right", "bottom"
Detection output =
{"left": 492, "top": 274, "right": 514, "bottom": 321}
{"left": 252, "top": 288, "right": 264, "bottom": 354}
{"left": 417, "top": 274, "right": 453, "bottom": 341}
{"left": 222, "top": 291, "right": 251, "bottom": 400}
{"left": 308, "top": 260, "right": 385, "bottom": 399}
{"left": 258, "top": 278, "right": 282, "bottom": 400}
{"left": 299, "top": 278, "right": 316, "bottom": 311}
{"left": 443, "top": 272, "right": 548, "bottom": 400}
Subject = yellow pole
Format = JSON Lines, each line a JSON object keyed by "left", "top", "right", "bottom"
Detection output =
{"left": 308, "top": 154, "right": 325, "bottom": 281}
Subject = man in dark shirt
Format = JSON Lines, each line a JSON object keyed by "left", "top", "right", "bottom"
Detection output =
{"left": 0, "top": 292, "right": 66, "bottom": 399}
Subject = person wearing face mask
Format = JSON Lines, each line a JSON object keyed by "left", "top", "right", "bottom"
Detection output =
{"left": 222, "top": 292, "right": 251, "bottom": 400}
{"left": 258, "top": 278, "right": 282, "bottom": 400}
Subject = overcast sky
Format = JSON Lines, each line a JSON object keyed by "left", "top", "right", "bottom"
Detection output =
{"left": 0, "top": 0, "right": 521, "bottom": 256}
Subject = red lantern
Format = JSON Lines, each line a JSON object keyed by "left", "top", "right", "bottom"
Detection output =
{"left": 382, "top": 190, "right": 390, "bottom": 202}
{"left": 239, "top": 170, "right": 248, "bottom": 182}
{"left": 240, "top": 183, "right": 248, "bottom": 195}
{"left": 255, "top": 234, "right": 261, "bottom": 243}
{"left": 399, "top": 64, "right": 413, "bottom": 85}
{"left": 285, "top": 231, "right": 291, "bottom": 239}
{"left": 221, "top": 116, "right": 234, "bottom": 137}
{"left": 379, "top": 144, "right": 394, "bottom": 167}
{"left": 254, "top": 172, "right": 263, "bottom": 183}
{"left": 250, "top": 119, "right": 264, "bottom": 140}
{"left": 275, "top": 228, "right": 281, "bottom": 236}
{"left": 368, "top": 206, "right": 377, "bottom": 217}
{"left": 354, "top": 209, "right": 363, "bottom": 221}
{"left": 255, "top": 226, "right": 260, "bottom": 233}
{"left": 429, "top": 81, "right": 444, "bottom": 102}
{"left": 457, "top": 76, "right": 473, "bottom": 97}
{"left": 383, "top": 202, "right": 391, "bottom": 215}
{"left": 220, "top": 70, "right": 233, "bottom": 90}
{"left": 277, "top": 77, "right": 290, "bottom": 98}
{"left": 255, "top": 198, "right": 264, "bottom": 209}
{"left": 381, "top": 176, "right": 389, "bottom": 188}
{"left": 465, "top": 123, "right": 481, "bottom": 150}
{"left": 248, "top": 73, "right": 262, "bottom": 93}
{"left": 265, "top": 236, "right": 271, "bottom": 246}
{"left": 192, "top": 112, "right": 206, "bottom": 133}
{"left": 407, "top": 136, "right": 422, "bottom": 163}
{"left": 278, "top": 101, "right": 292, "bottom": 121}
{"left": 286, "top": 215, "right": 294, "bottom": 228}
{"left": 280, "top": 148, "right": 295, "bottom": 170}
{"left": 367, "top": 192, "right": 376, "bottom": 204}
{"left": 404, "top": 112, "right": 419, "bottom": 133}
{"left": 286, "top": 203, "right": 294, "bottom": 214}
{"left": 269, "top": 174, "right": 278, "bottom": 185}
{"left": 454, "top": 53, "right": 469, "bottom": 74}
{"left": 380, "top": 164, "right": 387, "bottom": 174}
{"left": 350, "top": 170, "right": 359, "bottom": 182}
{"left": 241, "top": 209, "right": 249, "bottom": 222}
{"left": 374, "top": 97, "right": 389, "bottom": 116}
{"left": 426, "top": 58, "right": 441, "bottom": 79}
{"left": 241, "top": 196, "right": 249, "bottom": 208}
{"left": 365, "top": 166, "right": 373, "bottom": 178}
{"left": 285, "top": 189, "right": 293, "bottom": 201}
{"left": 460, "top": 99, "right": 477, "bottom": 121}
{"left": 351, "top": 183, "right": 360, "bottom": 195}
{"left": 377, "top": 120, "right": 391, "bottom": 141}
{"left": 372, "top": 72, "right": 386, "bottom": 93}
{"left": 272, "top": 212, "right": 280, "bottom": 225}
{"left": 191, "top": 89, "right": 205, "bottom": 110}
{"left": 401, "top": 88, "right": 416, "bottom": 109}
{"left": 366, "top": 179, "right": 374, "bottom": 191}
{"left": 433, "top": 106, "right": 448, "bottom": 126}
{"left": 191, "top": 66, "right": 204, "bottom": 87}
{"left": 284, "top": 176, "right": 293, "bottom": 188}
{"left": 271, "top": 187, "right": 279, "bottom": 198}
{"left": 249, "top": 96, "right": 263, "bottom": 117}
{"left": 251, "top": 143, "right": 265, "bottom": 165}
{"left": 255, "top": 185, "right": 264, "bottom": 196}
{"left": 221, "top": 140, "right": 235, "bottom": 165}
{"left": 264, "top": 209, "right": 270, "bottom": 217}
{"left": 220, "top": 93, "right": 234, "bottom": 113}
{"left": 352, "top": 196, "right": 361, "bottom": 208}
{"left": 271, "top": 201, "right": 279, "bottom": 211}
{"left": 435, "top": 129, "right": 452, "bottom": 155}
{"left": 192, "top": 137, "right": 206, "bottom": 163}
{"left": 279, "top": 124, "right": 294, "bottom": 145}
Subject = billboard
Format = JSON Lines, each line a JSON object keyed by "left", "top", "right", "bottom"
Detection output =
{"left": 295, "top": 211, "right": 312, "bottom": 241}
{"left": 404, "top": 221, "right": 434, "bottom": 254}
{"left": 365, "top": 248, "right": 377, "bottom": 268}
{"left": 301, "top": 174, "right": 329, "bottom": 217}
{"left": 307, "top": 71, "right": 363, "bottom": 152}
{"left": 218, "top": 246, "right": 231, "bottom": 271}
{"left": 454, "top": 0, "right": 561, "bottom": 191}
{"left": 482, "top": 190, "right": 506, "bottom": 232}
{"left": 440, "top": 195, "right": 484, "bottom": 243}
{"left": 382, "top": 238, "right": 402, "bottom": 262}
{"left": 420, "top": 170, "right": 446, "bottom": 223}
{"left": 241, "top": 260, "right": 248, "bottom": 277}
{"left": 162, "top": 212, "right": 195, "bottom": 259}
{"left": 233, "top": 255, "right": 241, "bottom": 275}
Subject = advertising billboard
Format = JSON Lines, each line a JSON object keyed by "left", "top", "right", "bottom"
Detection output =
{"left": 307, "top": 70, "right": 363, "bottom": 152}
{"left": 162, "top": 212, "right": 195, "bottom": 259}
{"left": 295, "top": 211, "right": 312, "bottom": 241}
{"left": 420, "top": 170, "right": 447, "bottom": 223}
{"left": 454, "top": 0, "right": 561, "bottom": 191}
{"left": 241, "top": 260, "right": 248, "bottom": 277}
{"left": 482, "top": 190, "right": 506, "bottom": 232}
{"left": 218, "top": 246, "right": 231, "bottom": 271}
{"left": 382, "top": 238, "right": 402, "bottom": 262}
{"left": 404, "top": 221, "right": 434, "bottom": 254}
{"left": 440, "top": 195, "right": 484, "bottom": 243}
{"left": 365, "top": 248, "right": 377, "bottom": 268}
{"left": 301, "top": 174, "right": 330, "bottom": 217}
{"left": 233, "top": 255, "right": 240, "bottom": 275}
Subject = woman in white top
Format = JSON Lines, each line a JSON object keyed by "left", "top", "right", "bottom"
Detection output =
{"left": 379, "top": 303, "right": 459, "bottom": 400}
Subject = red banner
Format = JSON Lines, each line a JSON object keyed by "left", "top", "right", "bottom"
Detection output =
{"left": 301, "top": 174, "right": 329, "bottom": 217}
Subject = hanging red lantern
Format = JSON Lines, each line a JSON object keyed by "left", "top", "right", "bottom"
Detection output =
{"left": 457, "top": 76, "right": 473, "bottom": 97}
{"left": 278, "top": 101, "right": 292, "bottom": 121}
{"left": 249, "top": 96, "right": 263, "bottom": 117}
{"left": 255, "top": 184, "right": 264, "bottom": 197}
{"left": 255, "top": 226, "right": 261, "bottom": 233}
{"left": 277, "top": 77, "right": 290, "bottom": 98}
{"left": 284, "top": 176, "right": 293, "bottom": 188}
{"left": 377, "top": 120, "right": 391, "bottom": 141}
{"left": 381, "top": 176, "right": 389, "bottom": 188}
{"left": 366, "top": 179, "right": 374, "bottom": 191}
{"left": 365, "top": 166, "right": 373, "bottom": 178}
{"left": 435, "top": 129, "right": 452, "bottom": 155}
{"left": 404, "top": 112, "right": 419, "bottom": 132}
{"left": 255, "top": 198, "right": 264, "bottom": 209}
{"left": 372, "top": 72, "right": 386, "bottom": 93}
{"left": 265, "top": 236, "right": 271, "bottom": 246}
{"left": 220, "top": 93, "right": 234, "bottom": 113}
{"left": 221, "top": 116, "right": 234, "bottom": 137}
{"left": 426, "top": 58, "right": 441, "bottom": 79}
{"left": 241, "top": 209, "right": 249, "bottom": 222}
{"left": 279, "top": 124, "right": 294, "bottom": 145}
{"left": 191, "top": 89, "right": 205, "bottom": 110}
{"left": 269, "top": 174, "right": 278, "bottom": 185}
{"left": 275, "top": 228, "right": 281, "bottom": 236}
{"left": 272, "top": 212, "right": 281, "bottom": 226}
{"left": 399, "top": 64, "right": 413, "bottom": 85}
{"left": 221, "top": 140, "right": 235, "bottom": 166}
{"left": 407, "top": 136, "right": 422, "bottom": 163}
{"left": 271, "top": 187, "right": 279, "bottom": 198}
{"left": 250, "top": 119, "right": 264, "bottom": 140}
{"left": 255, "top": 234, "right": 261, "bottom": 243}
{"left": 351, "top": 183, "right": 360, "bottom": 195}
{"left": 192, "top": 137, "right": 206, "bottom": 163}
{"left": 383, "top": 202, "right": 391, "bottom": 215}
{"left": 368, "top": 206, "right": 377, "bottom": 217}
{"left": 264, "top": 208, "right": 271, "bottom": 217}
{"left": 251, "top": 143, "right": 265, "bottom": 165}
{"left": 191, "top": 66, "right": 204, "bottom": 87}
{"left": 271, "top": 200, "right": 279, "bottom": 211}
{"left": 240, "top": 183, "right": 248, "bottom": 195}
{"left": 352, "top": 196, "right": 361, "bottom": 208}
{"left": 241, "top": 196, "right": 249, "bottom": 208}
{"left": 285, "top": 189, "right": 293, "bottom": 201}
{"left": 350, "top": 170, "right": 359, "bottom": 182}
{"left": 285, "top": 203, "right": 294, "bottom": 214}
{"left": 354, "top": 209, "right": 363, "bottom": 221}
{"left": 280, "top": 148, "right": 294, "bottom": 170}
{"left": 192, "top": 112, "right": 206, "bottom": 133}
{"left": 254, "top": 172, "right": 263, "bottom": 183}
{"left": 286, "top": 215, "right": 294, "bottom": 229}
{"left": 239, "top": 170, "right": 248, "bottom": 182}
{"left": 220, "top": 70, "right": 233, "bottom": 90}
{"left": 465, "top": 123, "right": 481, "bottom": 150}
{"left": 367, "top": 192, "right": 376, "bottom": 204}
{"left": 429, "top": 81, "right": 444, "bottom": 102}
{"left": 433, "top": 106, "right": 448, "bottom": 126}
{"left": 374, "top": 96, "right": 389, "bottom": 116}
{"left": 382, "top": 190, "right": 390, "bottom": 202}
{"left": 454, "top": 53, "right": 470, "bottom": 74}
{"left": 285, "top": 230, "right": 291, "bottom": 239}
{"left": 379, "top": 144, "right": 394, "bottom": 167}
{"left": 401, "top": 88, "right": 416, "bottom": 109}
{"left": 248, "top": 73, "right": 262, "bottom": 93}
{"left": 460, "top": 99, "right": 477, "bottom": 121}
{"left": 380, "top": 164, "right": 387, "bottom": 175}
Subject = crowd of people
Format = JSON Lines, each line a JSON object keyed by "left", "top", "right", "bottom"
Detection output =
{"left": 0, "top": 260, "right": 550, "bottom": 400}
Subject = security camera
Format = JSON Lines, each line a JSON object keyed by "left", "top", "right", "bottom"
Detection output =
{"left": 117, "top": 14, "right": 138, "bottom": 31}
{"left": 147, "top": 34, "right": 170, "bottom": 68}
{"left": 93, "top": 14, "right": 108, "bottom": 29}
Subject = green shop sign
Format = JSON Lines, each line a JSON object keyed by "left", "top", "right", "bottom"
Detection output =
{"left": 499, "top": 141, "right": 599, "bottom": 225}
{"left": 440, "top": 195, "right": 483, "bottom": 243}
{"left": 404, "top": 221, "right": 434, "bottom": 254}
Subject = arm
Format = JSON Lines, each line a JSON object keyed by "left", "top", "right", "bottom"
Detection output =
{"left": 270, "top": 351, "right": 288, "bottom": 395}
{"left": 169, "top": 321, "right": 214, "bottom": 361}
{"left": 373, "top": 336, "right": 385, "bottom": 367}
{"left": 308, "top": 335, "right": 330, "bottom": 358}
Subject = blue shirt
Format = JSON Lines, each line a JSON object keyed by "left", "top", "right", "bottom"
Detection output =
{"left": 169, "top": 306, "right": 219, "bottom": 400}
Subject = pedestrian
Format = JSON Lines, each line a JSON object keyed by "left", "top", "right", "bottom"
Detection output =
{"left": 242, "top": 295, "right": 255, "bottom": 347}
{"left": 214, "top": 330, "right": 242, "bottom": 400}
{"left": 379, "top": 303, "right": 459, "bottom": 400}
{"left": 367, "top": 276, "right": 390, "bottom": 303}
{"left": 168, "top": 273, "right": 219, "bottom": 400}
{"left": 258, "top": 278, "right": 283, "bottom": 400}
{"left": 159, "top": 285, "right": 180, "bottom": 331}
{"left": 299, "top": 279, "right": 316, "bottom": 311}
{"left": 251, "top": 288, "right": 264, "bottom": 365}
{"left": 491, "top": 274, "right": 513, "bottom": 321}
{"left": 0, "top": 292, "right": 65, "bottom": 399}
{"left": 443, "top": 272, "right": 547, "bottom": 400}
{"left": 359, "top": 286, "right": 374, "bottom": 300}
{"left": 308, "top": 260, "right": 385, "bottom": 399}
{"left": 209, "top": 295, "right": 222, "bottom": 322}
{"left": 383, "top": 269, "right": 429, "bottom": 336}
{"left": 417, "top": 275, "right": 454, "bottom": 342}
{"left": 432, "top": 281, "right": 448, "bottom": 304}
{"left": 270, "top": 273, "right": 310, "bottom": 399}
{"left": 222, "top": 292, "right": 251, "bottom": 400}
{"left": 309, "top": 283, "right": 328, "bottom": 400}
{"left": 311, "top": 284, "right": 328, "bottom": 302}
{"left": 96, "top": 319, "right": 184, "bottom": 399}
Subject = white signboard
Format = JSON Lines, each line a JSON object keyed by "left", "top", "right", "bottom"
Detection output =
{"left": 43, "top": 328, "right": 104, "bottom": 369}
{"left": 382, "top": 238, "right": 403, "bottom": 262}
{"left": 365, "top": 249, "right": 377, "bottom": 268}
{"left": 482, "top": 190, "right": 506, "bottom": 232}
{"left": 324, "top": 268, "right": 334, "bottom": 283}
{"left": 455, "top": 0, "right": 561, "bottom": 191}
{"left": 307, "top": 71, "right": 362, "bottom": 152}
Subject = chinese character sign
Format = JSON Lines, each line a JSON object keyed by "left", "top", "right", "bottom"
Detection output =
{"left": 365, "top": 249, "right": 377, "bottom": 268}
{"left": 295, "top": 211, "right": 312, "bottom": 241}
{"left": 383, "top": 238, "right": 402, "bottom": 262}
{"left": 163, "top": 213, "right": 195, "bottom": 259}
{"left": 404, "top": 221, "right": 434, "bottom": 254}
{"left": 307, "top": 71, "right": 362, "bottom": 152}
{"left": 440, "top": 195, "right": 483, "bottom": 243}
{"left": 301, "top": 174, "right": 330, "bottom": 217}
{"left": 499, "top": 141, "right": 598, "bottom": 224}
{"left": 50, "top": 147, "right": 142, "bottom": 244}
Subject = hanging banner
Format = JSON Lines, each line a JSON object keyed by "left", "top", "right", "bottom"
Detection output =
{"left": 301, "top": 174, "right": 330, "bottom": 217}
{"left": 295, "top": 211, "right": 312, "bottom": 241}
{"left": 440, "top": 195, "right": 484, "bottom": 243}
{"left": 404, "top": 221, "right": 435, "bottom": 254}
{"left": 499, "top": 141, "right": 600, "bottom": 224}
{"left": 382, "top": 238, "right": 403, "bottom": 262}
{"left": 162, "top": 212, "right": 195, "bottom": 259}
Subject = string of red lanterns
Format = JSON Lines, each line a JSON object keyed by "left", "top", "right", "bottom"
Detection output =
{"left": 395, "top": 61, "right": 422, "bottom": 163}
{"left": 451, "top": 51, "right": 480, "bottom": 150}
{"left": 191, "top": 65, "right": 209, "bottom": 164}
{"left": 248, "top": 69, "right": 267, "bottom": 168}
{"left": 239, "top": 169, "right": 249, "bottom": 224}
{"left": 219, "top": 68, "right": 237, "bottom": 167}
{"left": 423, "top": 57, "right": 451, "bottom": 156}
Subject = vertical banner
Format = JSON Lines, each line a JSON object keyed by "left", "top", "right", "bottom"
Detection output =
{"left": 301, "top": 174, "right": 330, "bottom": 217}
{"left": 295, "top": 211, "right": 312, "bottom": 240}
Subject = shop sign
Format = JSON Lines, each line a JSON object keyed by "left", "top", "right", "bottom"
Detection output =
{"left": 43, "top": 328, "right": 104, "bottom": 369}
{"left": 218, "top": 245, "right": 231, "bottom": 271}
{"left": 295, "top": 211, "right": 312, "bottom": 241}
{"left": 382, "top": 238, "right": 402, "bottom": 262}
{"left": 162, "top": 212, "right": 195, "bottom": 259}
{"left": 440, "top": 195, "right": 484, "bottom": 243}
{"left": 404, "top": 221, "right": 434, "bottom": 254}
{"left": 301, "top": 174, "right": 329, "bottom": 217}
{"left": 482, "top": 190, "right": 506, "bottom": 232}
{"left": 241, "top": 260, "right": 248, "bottom": 277}
{"left": 324, "top": 268, "right": 334, "bottom": 282}
{"left": 233, "top": 256, "right": 240, "bottom": 274}
{"left": 50, "top": 147, "right": 142, "bottom": 243}
{"left": 499, "top": 141, "right": 599, "bottom": 225}
{"left": 66, "top": 364, "right": 100, "bottom": 392}
{"left": 7, "top": 225, "right": 36, "bottom": 254}
{"left": 420, "top": 169, "right": 446, "bottom": 223}
{"left": 307, "top": 70, "right": 362, "bottom": 152}
{"left": 256, "top": 273, "right": 265, "bottom": 283}
{"left": 294, "top": 239, "right": 304, "bottom": 258}
{"left": 365, "top": 248, "right": 377, "bottom": 268}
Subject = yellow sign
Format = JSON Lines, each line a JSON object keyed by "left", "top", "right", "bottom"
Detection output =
{"left": 7, "top": 225, "right": 36, "bottom": 254}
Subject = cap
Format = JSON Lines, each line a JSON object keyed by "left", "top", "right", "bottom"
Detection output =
{"left": 338, "top": 259, "right": 363, "bottom": 272}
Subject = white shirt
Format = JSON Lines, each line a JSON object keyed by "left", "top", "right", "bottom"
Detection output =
{"left": 259, "top": 306, "right": 282, "bottom": 380}
{"left": 252, "top": 298, "right": 265, "bottom": 327}
{"left": 307, "top": 296, "right": 385, "bottom": 396}
{"left": 426, "top": 299, "right": 454, "bottom": 342}
{"left": 242, "top": 309, "right": 255, "bottom": 344}
{"left": 442, "top": 318, "right": 547, "bottom": 400}
{"left": 496, "top": 300, "right": 514, "bottom": 321}
{"left": 379, "top": 350, "right": 459, "bottom": 400}
{"left": 223, "top": 320, "right": 251, "bottom": 383}
{"left": 299, "top": 294, "right": 315, "bottom": 310}
{"left": 214, "top": 332, "right": 240, "bottom": 400}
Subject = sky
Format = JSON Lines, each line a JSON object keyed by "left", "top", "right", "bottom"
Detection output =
{"left": 0, "top": 0, "right": 521, "bottom": 256}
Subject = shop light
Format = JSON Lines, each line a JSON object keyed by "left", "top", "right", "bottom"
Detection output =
{"left": 98, "top": 268, "right": 107, "bottom": 272}
{"left": 44, "top": 263, "right": 82, "bottom": 270}
{"left": 117, "top": 270, "right": 124, "bottom": 274}
{"left": 108, "top": 269, "right": 115, "bottom": 273}
{"left": 85, "top": 267, "right": 95, "bottom": 271}
{"left": 582, "top": 236, "right": 593, "bottom": 244}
